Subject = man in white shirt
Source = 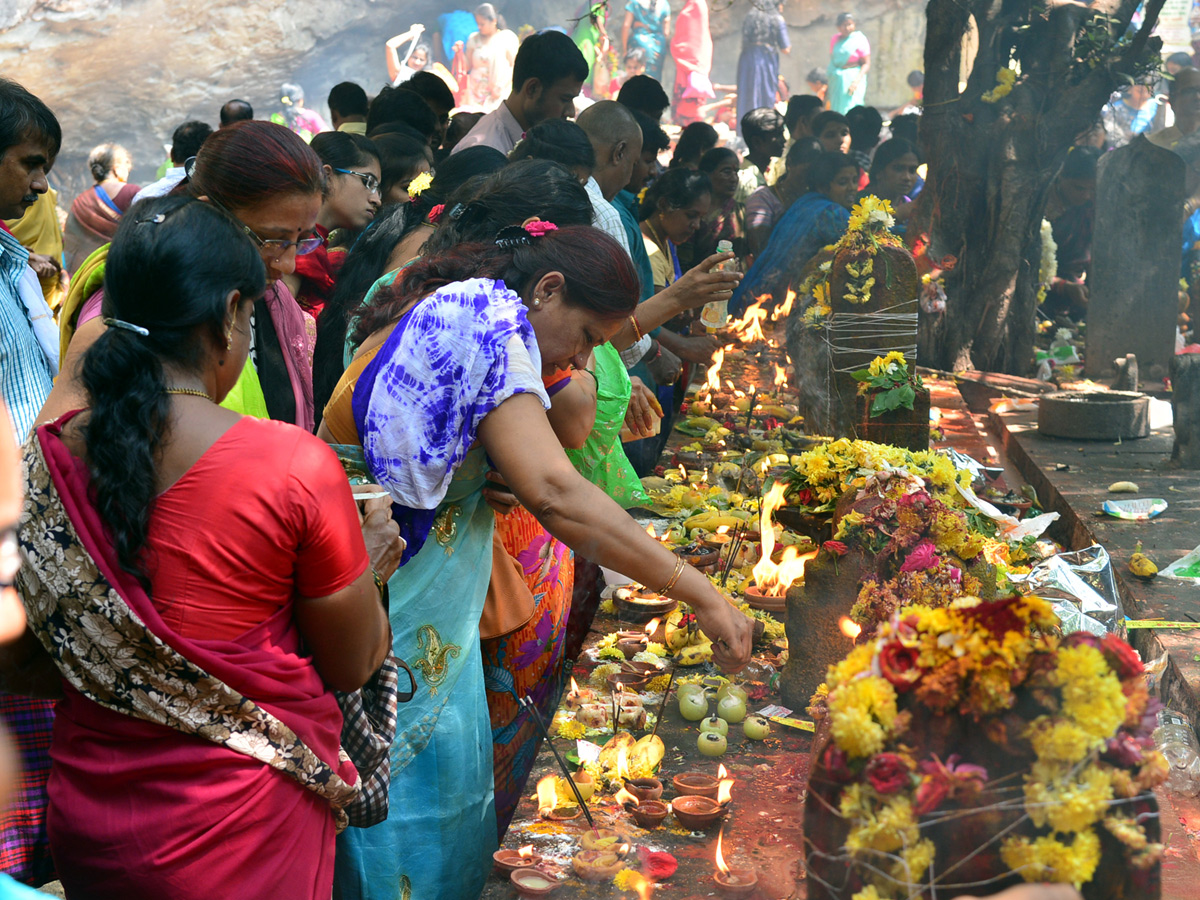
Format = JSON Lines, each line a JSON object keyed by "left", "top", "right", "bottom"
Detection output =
{"left": 453, "top": 30, "right": 588, "bottom": 156}
{"left": 132, "top": 120, "right": 212, "bottom": 204}
{"left": 576, "top": 101, "right": 642, "bottom": 255}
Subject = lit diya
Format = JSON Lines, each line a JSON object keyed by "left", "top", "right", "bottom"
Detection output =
{"left": 535, "top": 775, "right": 581, "bottom": 822}
{"left": 616, "top": 785, "right": 669, "bottom": 829}
{"left": 493, "top": 845, "right": 541, "bottom": 874}
{"left": 671, "top": 769, "right": 733, "bottom": 829}
{"left": 713, "top": 827, "right": 757, "bottom": 897}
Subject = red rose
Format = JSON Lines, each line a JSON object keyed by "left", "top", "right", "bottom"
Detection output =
{"left": 823, "top": 540, "right": 849, "bottom": 557}
{"left": 823, "top": 744, "right": 854, "bottom": 783}
{"left": 796, "top": 488, "right": 814, "bottom": 506}
{"left": 878, "top": 641, "right": 921, "bottom": 692}
{"left": 913, "top": 775, "right": 949, "bottom": 815}
{"left": 865, "top": 753, "right": 911, "bottom": 795}
{"left": 1101, "top": 633, "right": 1144, "bottom": 679}
{"left": 637, "top": 848, "right": 678, "bottom": 881}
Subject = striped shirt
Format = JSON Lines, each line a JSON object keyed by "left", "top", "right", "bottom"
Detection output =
{"left": 0, "top": 227, "right": 53, "bottom": 441}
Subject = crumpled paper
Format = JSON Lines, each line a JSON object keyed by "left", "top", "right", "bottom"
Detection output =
{"left": 939, "top": 448, "right": 1005, "bottom": 488}
{"left": 1008, "top": 544, "right": 1123, "bottom": 636}
{"left": 955, "top": 481, "right": 1060, "bottom": 542}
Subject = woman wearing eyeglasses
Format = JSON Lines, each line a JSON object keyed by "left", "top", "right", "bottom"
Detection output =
{"left": 283, "top": 132, "right": 383, "bottom": 320}
{"left": 48, "top": 121, "right": 331, "bottom": 434}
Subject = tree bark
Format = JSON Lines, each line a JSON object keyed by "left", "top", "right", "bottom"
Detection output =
{"left": 917, "top": 0, "right": 1165, "bottom": 374}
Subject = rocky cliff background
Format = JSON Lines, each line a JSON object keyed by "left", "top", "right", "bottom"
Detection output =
{"left": 1, "top": 0, "right": 926, "bottom": 195}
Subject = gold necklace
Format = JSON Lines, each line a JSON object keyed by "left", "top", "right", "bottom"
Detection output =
{"left": 165, "top": 388, "right": 214, "bottom": 402}
{"left": 645, "top": 217, "right": 669, "bottom": 254}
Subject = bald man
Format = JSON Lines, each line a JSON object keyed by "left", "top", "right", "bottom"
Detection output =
{"left": 575, "top": 100, "right": 643, "bottom": 254}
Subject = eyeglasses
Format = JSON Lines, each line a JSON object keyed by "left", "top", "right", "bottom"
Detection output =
{"left": 238, "top": 225, "right": 325, "bottom": 258}
{"left": 333, "top": 167, "right": 381, "bottom": 195}
{"left": 205, "top": 195, "right": 325, "bottom": 258}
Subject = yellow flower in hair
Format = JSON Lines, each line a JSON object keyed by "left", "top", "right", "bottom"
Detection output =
{"left": 407, "top": 170, "right": 433, "bottom": 197}
{"left": 637, "top": 186, "right": 649, "bottom": 203}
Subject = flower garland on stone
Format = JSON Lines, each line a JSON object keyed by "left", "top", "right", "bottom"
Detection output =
{"left": 839, "top": 197, "right": 904, "bottom": 305}
{"left": 982, "top": 67, "right": 1017, "bottom": 103}
{"left": 807, "top": 595, "right": 1166, "bottom": 899}
{"left": 782, "top": 438, "right": 973, "bottom": 512}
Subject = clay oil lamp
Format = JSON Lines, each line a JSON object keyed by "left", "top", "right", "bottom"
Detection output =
{"left": 615, "top": 631, "right": 649, "bottom": 659}
{"left": 629, "top": 799, "right": 669, "bottom": 829}
{"left": 536, "top": 775, "right": 581, "bottom": 822}
{"left": 623, "top": 775, "right": 663, "bottom": 803}
{"left": 713, "top": 827, "right": 758, "bottom": 897}
{"left": 608, "top": 669, "right": 651, "bottom": 692}
{"left": 493, "top": 844, "right": 541, "bottom": 874}
{"left": 612, "top": 587, "right": 677, "bottom": 624}
{"left": 671, "top": 794, "right": 727, "bottom": 830}
{"left": 510, "top": 868, "right": 561, "bottom": 898}
{"left": 571, "top": 849, "right": 626, "bottom": 882}
{"left": 673, "top": 771, "right": 720, "bottom": 800}
{"left": 700, "top": 526, "right": 734, "bottom": 553}
{"left": 620, "top": 660, "right": 662, "bottom": 682}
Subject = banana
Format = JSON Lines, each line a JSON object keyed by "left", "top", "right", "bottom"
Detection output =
{"left": 1129, "top": 542, "right": 1158, "bottom": 580}
{"left": 1108, "top": 481, "right": 1140, "bottom": 493}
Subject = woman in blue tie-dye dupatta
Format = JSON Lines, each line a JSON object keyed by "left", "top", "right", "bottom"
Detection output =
{"left": 322, "top": 223, "right": 756, "bottom": 900}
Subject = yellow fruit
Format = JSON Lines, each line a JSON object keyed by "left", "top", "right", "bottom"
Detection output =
{"left": 1129, "top": 552, "right": 1158, "bottom": 580}
{"left": 1108, "top": 481, "right": 1140, "bottom": 493}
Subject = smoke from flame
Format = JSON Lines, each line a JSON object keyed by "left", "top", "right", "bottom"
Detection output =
{"left": 839, "top": 617, "right": 863, "bottom": 640}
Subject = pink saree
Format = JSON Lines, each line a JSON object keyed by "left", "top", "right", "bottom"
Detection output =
{"left": 18, "top": 420, "right": 357, "bottom": 899}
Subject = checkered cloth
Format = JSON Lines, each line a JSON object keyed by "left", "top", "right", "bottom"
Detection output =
{"left": 0, "top": 696, "right": 55, "bottom": 886}
{"left": 335, "top": 655, "right": 413, "bottom": 828}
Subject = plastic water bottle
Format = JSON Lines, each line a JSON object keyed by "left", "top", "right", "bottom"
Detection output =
{"left": 700, "top": 240, "right": 735, "bottom": 332}
{"left": 1154, "top": 708, "right": 1200, "bottom": 796}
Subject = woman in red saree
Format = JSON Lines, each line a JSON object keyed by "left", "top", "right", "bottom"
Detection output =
{"left": 13, "top": 196, "right": 394, "bottom": 899}
{"left": 62, "top": 143, "right": 140, "bottom": 274}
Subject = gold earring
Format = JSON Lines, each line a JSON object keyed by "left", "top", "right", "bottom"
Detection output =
{"left": 226, "top": 323, "right": 234, "bottom": 349}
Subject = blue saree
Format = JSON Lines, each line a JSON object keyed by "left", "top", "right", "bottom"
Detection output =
{"left": 730, "top": 192, "right": 850, "bottom": 316}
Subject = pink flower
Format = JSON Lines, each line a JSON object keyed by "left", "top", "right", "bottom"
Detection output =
{"left": 899, "top": 539, "right": 940, "bottom": 573}
{"left": 914, "top": 754, "right": 988, "bottom": 814}
{"left": 524, "top": 220, "right": 558, "bottom": 237}
{"left": 823, "top": 540, "right": 849, "bottom": 556}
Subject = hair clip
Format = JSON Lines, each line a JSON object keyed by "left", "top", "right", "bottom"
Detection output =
{"left": 183, "top": 157, "right": 198, "bottom": 179}
{"left": 137, "top": 213, "right": 167, "bottom": 225}
{"left": 494, "top": 225, "right": 533, "bottom": 249}
{"left": 447, "top": 202, "right": 466, "bottom": 221}
{"left": 103, "top": 317, "right": 150, "bottom": 337}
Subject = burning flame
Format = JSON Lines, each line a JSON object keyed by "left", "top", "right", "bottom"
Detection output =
{"left": 616, "top": 744, "right": 630, "bottom": 780}
{"left": 644, "top": 618, "right": 661, "bottom": 637}
{"left": 705, "top": 347, "right": 726, "bottom": 392}
{"left": 839, "top": 617, "right": 863, "bottom": 640}
{"left": 772, "top": 288, "right": 796, "bottom": 321}
{"left": 645, "top": 523, "right": 656, "bottom": 538}
{"left": 626, "top": 871, "right": 654, "bottom": 900}
{"left": 615, "top": 785, "right": 639, "bottom": 808}
{"left": 715, "top": 826, "right": 730, "bottom": 875}
{"left": 569, "top": 676, "right": 580, "bottom": 695}
{"left": 677, "top": 464, "right": 687, "bottom": 481}
{"left": 536, "top": 775, "right": 559, "bottom": 812}
{"left": 731, "top": 297, "right": 768, "bottom": 343}
{"left": 718, "top": 764, "right": 729, "bottom": 778}
{"left": 518, "top": 845, "right": 534, "bottom": 859}
{"left": 773, "top": 363, "right": 787, "bottom": 389}
{"left": 716, "top": 525, "right": 730, "bottom": 535}
{"left": 752, "top": 485, "right": 816, "bottom": 596}
{"left": 718, "top": 775, "right": 733, "bottom": 805}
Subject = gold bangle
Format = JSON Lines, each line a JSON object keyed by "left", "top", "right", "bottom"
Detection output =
{"left": 659, "top": 556, "right": 686, "bottom": 596}
{"left": 629, "top": 313, "right": 644, "bottom": 342}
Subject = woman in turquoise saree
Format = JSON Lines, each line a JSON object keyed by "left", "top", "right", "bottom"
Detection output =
{"left": 327, "top": 224, "right": 756, "bottom": 900}
{"left": 827, "top": 12, "right": 871, "bottom": 114}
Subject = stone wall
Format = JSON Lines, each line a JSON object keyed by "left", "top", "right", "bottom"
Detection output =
{"left": 1, "top": 0, "right": 926, "bottom": 196}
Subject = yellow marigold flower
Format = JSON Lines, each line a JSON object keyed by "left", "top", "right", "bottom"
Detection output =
{"left": 612, "top": 868, "right": 640, "bottom": 891}
{"left": 830, "top": 705, "right": 887, "bottom": 758}
{"left": 556, "top": 719, "right": 589, "bottom": 740}
{"left": 851, "top": 887, "right": 885, "bottom": 900}
{"left": 407, "top": 170, "right": 433, "bottom": 196}
{"left": 1001, "top": 830, "right": 1100, "bottom": 888}
{"left": 1029, "top": 718, "right": 1096, "bottom": 766}
{"left": 828, "top": 644, "right": 875, "bottom": 686}
{"left": 1032, "top": 765, "right": 1113, "bottom": 833}
{"left": 1054, "top": 644, "right": 1127, "bottom": 741}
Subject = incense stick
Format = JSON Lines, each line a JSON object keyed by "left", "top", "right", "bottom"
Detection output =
{"left": 649, "top": 666, "right": 677, "bottom": 743}
{"left": 518, "top": 694, "right": 599, "bottom": 834}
